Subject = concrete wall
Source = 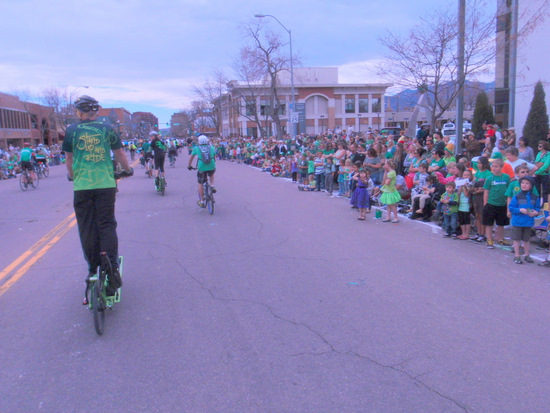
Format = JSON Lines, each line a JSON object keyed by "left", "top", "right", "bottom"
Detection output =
{"left": 514, "top": 0, "right": 550, "bottom": 135}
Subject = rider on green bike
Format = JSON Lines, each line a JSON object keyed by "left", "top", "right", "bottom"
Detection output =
{"left": 188, "top": 135, "right": 216, "bottom": 208}
{"left": 63, "top": 95, "right": 133, "bottom": 300}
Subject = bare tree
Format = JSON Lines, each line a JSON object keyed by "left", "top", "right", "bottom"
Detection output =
{"left": 193, "top": 70, "right": 228, "bottom": 136}
{"left": 377, "top": 1, "right": 495, "bottom": 128}
{"left": 230, "top": 21, "right": 294, "bottom": 139}
{"left": 41, "top": 87, "right": 74, "bottom": 135}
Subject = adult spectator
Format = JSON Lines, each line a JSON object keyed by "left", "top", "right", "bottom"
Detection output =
{"left": 416, "top": 124, "right": 429, "bottom": 146}
{"left": 464, "top": 131, "right": 481, "bottom": 159}
{"left": 348, "top": 143, "right": 365, "bottom": 165}
{"left": 517, "top": 137, "right": 534, "bottom": 163}
{"left": 504, "top": 146, "right": 535, "bottom": 179}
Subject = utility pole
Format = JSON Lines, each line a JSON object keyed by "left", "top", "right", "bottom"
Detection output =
{"left": 509, "top": 0, "right": 519, "bottom": 129}
{"left": 455, "top": 0, "right": 465, "bottom": 156}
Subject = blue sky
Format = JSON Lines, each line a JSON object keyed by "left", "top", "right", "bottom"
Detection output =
{"left": 0, "top": 0, "right": 496, "bottom": 126}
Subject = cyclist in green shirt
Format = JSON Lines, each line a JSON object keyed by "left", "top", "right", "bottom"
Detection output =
{"left": 63, "top": 95, "right": 133, "bottom": 299}
{"left": 188, "top": 135, "right": 216, "bottom": 208}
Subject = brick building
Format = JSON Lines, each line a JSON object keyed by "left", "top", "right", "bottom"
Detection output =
{"left": 218, "top": 67, "right": 392, "bottom": 138}
{"left": 0, "top": 92, "right": 59, "bottom": 149}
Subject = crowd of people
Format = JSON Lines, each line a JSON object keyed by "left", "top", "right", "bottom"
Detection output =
{"left": 204, "top": 123, "right": 550, "bottom": 266}
{"left": 3, "top": 120, "right": 550, "bottom": 267}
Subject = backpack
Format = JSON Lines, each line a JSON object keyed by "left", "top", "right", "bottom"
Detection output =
{"left": 199, "top": 145, "right": 212, "bottom": 164}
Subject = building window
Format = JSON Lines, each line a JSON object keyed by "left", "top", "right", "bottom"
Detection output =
{"left": 359, "top": 98, "right": 369, "bottom": 113}
{"left": 245, "top": 100, "right": 256, "bottom": 116}
{"left": 345, "top": 98, "right": 355, "bottom": 113}
{"left": 371, "top": 97, "right": 381, "bottom": 113}
{"left": 260, "top": 100, "right": 271, "bottom": 116}
{"left": 31, "top": 114, "right": 38, "bottom": 129}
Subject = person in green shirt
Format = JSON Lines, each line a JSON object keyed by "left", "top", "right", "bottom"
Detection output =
{"left": 482, "top": 158, "right": 511, "bottom": 248}
{"left": 187, "top": 135, "right": 216, "bottom": 208}
{"left": 533, "top": 140, "right": 550, "bottom": 207}
{"left": 63, "top": 95, "right": 133, "bottom": 300}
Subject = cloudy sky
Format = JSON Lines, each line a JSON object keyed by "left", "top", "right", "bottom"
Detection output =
{"left": 1, "top": 0, "right": 496, "bottom": 126}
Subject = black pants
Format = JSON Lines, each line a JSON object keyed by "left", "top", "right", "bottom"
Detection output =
{"left": 74, "top": 188, "right": 118, "bottom": 274}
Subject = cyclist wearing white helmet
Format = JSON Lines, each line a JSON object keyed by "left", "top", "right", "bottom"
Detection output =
{"left": 188, "top": 135, "right": 216, "bottom": 207}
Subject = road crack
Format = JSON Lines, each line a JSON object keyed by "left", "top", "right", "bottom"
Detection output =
{"left": 177, "top": 259, "right": 469, "bottom": 412}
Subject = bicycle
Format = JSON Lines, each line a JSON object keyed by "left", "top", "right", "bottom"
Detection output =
{"left": 156, "top": 175, "right": 166, "bottom": 196}
{"left": 145, "top": 157, "right": 153, "bottom": 178}
{"left": 34, "top": 161, "right": 49, "bottom": 179}
{"left": 19, "top": 167, "right": 39, "bottom": 191}
{"left": 79, "top": 168, "right": 132, "bottom": 335}
{"left": 189, "top": 167, "right": 214, "bottom": 215}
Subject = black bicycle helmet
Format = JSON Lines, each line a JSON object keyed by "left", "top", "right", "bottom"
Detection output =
{"left": 74, "top": 95, "right": 100, "bottom": 112}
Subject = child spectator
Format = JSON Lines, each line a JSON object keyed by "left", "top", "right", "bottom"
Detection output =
{"left": 351, "top": 170, "right": 371, "bottom": 220}
{"left": 314, "top": 151, "right": 325, "bottom": 191}
{"left": 508, "top": 176, "right": 540, "bottom": 264}
{"left": 380, "top": 160, "right": 402, "bottom": 223}
{"left": 506, "top": 164, "right": 539, "bottom": 213}
{"left": 290, "top": 155, "right": 299, "bottom": 182}
{"left": 412, "top": 175, "right": 437, "bottom": 215}
{"left": 456, "top": 169, "right": 474, "bottom": 239}
{"left": 471, "top": 156, "right": 491, "bottom": 242}
{"left": 338, "top": 158, "right": 351, "bottom": 197}
{"left": 349, "top": 162, "right": 361, "bottom": 197}
{"left": 324, "top": 156, "right": 336, "bottom": 194}
{"left": 307, "top": 174, "right": 316, "bottom": 191}
{"left": 483, "top": 158, "right": 511, "bottom": 248}
{"left": 440, "top": 181, "right": 459, "bottom": 238}
{"left": 271, "top": 160, "right": 282, "bottom": 177}
{"left": 299, "top": 154, "right": 308, "bottom": 183}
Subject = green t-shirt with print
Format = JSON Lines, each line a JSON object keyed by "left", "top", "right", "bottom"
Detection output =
{"left": 483, "top": 173, "right": 510, "bottom": 206}
{"left": 62, "top": 120, "right": 122, "bottom": 191}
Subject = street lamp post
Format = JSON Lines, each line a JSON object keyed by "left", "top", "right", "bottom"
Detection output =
{"left": 254, "top": 14, "right": 296, "bottom": 138}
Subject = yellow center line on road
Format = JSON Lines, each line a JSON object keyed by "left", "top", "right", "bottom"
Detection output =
{"left": 0, "top": 218, "right": 77, "bottom": 297}
{"left": 0, "top": 212, "right": 76, "bottom": 283}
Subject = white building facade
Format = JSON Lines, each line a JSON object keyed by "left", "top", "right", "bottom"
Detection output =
{"left": 219, "top": 67, "right": 392, "bottom": 138}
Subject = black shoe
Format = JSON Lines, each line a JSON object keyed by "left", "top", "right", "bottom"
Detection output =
{"left": 106, "top": 269, "right": 122, "bottom": 296}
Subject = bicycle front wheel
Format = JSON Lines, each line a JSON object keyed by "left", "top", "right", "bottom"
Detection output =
{"left": 207, "top": 191, "right": 214, "bottom": 215}
{"left": 91, "top": 281, "right": 105, "bottom": 335}
{"left": 19, "top": 174, "right": 28, "bottom": 191}
{"left": 43, "top": 166, "right": 49, "bottom": 178}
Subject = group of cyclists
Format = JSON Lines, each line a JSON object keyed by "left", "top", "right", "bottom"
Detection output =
{"left": 61, "top": 95, "right": 217, "bottom": 303}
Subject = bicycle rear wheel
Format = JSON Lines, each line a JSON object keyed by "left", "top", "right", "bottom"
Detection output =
{"left": 30, "top": 173, "right": 39, "bottom": 188}
{"left": 91, "top": 280, "right": 105, "bottom": 335}
{"left": 160, "top": 178, "right": 165, "bottom": 196}
{"left": 42, "top": 165, "right": 49, "bottom": 178}
{"left": 19, "top": 174, "right": 28, "bottom": 191}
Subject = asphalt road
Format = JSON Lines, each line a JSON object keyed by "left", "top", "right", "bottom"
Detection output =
{"left": 1, "top": 153, "right": 550, "bottom": 413}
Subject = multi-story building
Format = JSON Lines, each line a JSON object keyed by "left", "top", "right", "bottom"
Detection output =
{"left": 97, "top": 107, "right": 133, "bottom": 139}
{"left": 0, "top": 92, "right": 59, "bottom": 149}
{"left": 218, "top": 67, "right": 392, "bottom": 138}
{"left": 132, "top": 112, "right": 159, "bottom": 131}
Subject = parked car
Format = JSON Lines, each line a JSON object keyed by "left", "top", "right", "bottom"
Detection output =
{"left": 380, "top": 127, "right": 402, "bottom": 137}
